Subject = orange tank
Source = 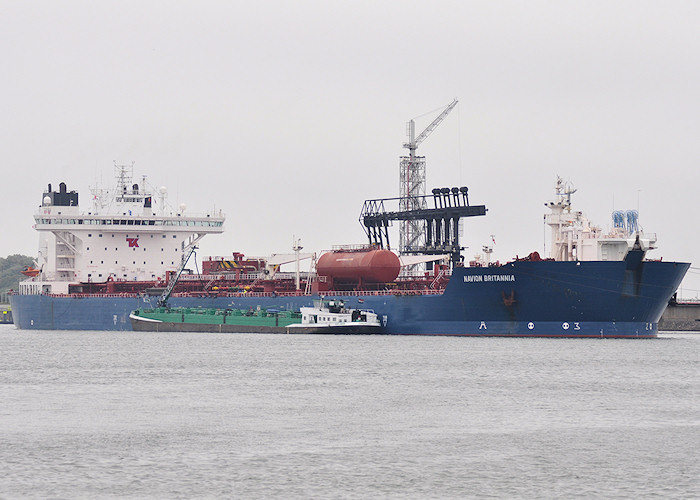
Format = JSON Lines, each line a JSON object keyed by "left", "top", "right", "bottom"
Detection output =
{"left": 316, "top": 249, "right": 401, "bottom": 283}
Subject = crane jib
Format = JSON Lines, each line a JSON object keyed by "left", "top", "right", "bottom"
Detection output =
{"left": 157, "top": 245, "right": 198, "bottom": 307}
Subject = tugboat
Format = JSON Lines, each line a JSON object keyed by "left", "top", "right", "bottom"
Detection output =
{"left": 285, "top": 298, "right": 383, "bottom": 334}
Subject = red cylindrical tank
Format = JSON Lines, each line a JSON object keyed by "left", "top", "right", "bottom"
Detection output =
{"left": 316, "top": 249, "right": 401, "bottom": 283}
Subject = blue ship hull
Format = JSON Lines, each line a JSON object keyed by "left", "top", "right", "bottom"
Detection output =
{"left": 10, "top": 259, "right": 689, "bottom": 337}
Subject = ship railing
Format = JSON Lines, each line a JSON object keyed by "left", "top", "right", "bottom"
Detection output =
{"left": 178, "top": 273, "right": 222, "bottom": 281}
{"left": 396, "top": 269, "right": 453, "bottom": 280}
{"left": 36, "top": 287, "right": 445, "bottom": 299}
{"left": 178, "top": 273, "right": 239, "bottom": 281}
{"left": 175, "top": 272, "right": 319, "bottom": 283}
{"left": 598, "top": 231, "right": 658, "bottom": 241}
{"left": 35, "top": 215, "right": 225, "bottom": 227}
{"left": 317, "top": 289, "right": 444, "bottom": 297}
{"left": 178, "top": 272, "right": 263, "bottom": 281}
{"left": 330, "top": 244, "right": 375, "bottom": 251}
{"left": 43, "top": 292, "right": 143, "bottom": 298}
{"left": 270, "top": 272, "right": 312, "bottom": 280}
{"left": 169, "top": 288, "right": 445, "bottom": 298}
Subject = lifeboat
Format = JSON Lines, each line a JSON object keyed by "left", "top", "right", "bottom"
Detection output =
{"left": 21, "top": 266, "right": 40, "bottom": 277}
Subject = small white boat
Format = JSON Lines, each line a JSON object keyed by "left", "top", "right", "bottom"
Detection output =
{"left": 285, "top": 299, "right": 383, "bottom": 334}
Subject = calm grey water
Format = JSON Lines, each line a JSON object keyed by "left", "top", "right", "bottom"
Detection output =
{"left": 1, "top": 324, "right": 698, "bottom": 500}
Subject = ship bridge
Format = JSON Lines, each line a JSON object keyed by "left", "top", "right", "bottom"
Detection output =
{"left": 24, "top": 165, "right": 226, "bottom": 293}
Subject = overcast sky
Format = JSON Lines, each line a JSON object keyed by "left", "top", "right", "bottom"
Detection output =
{"left": 2, "top": 1, "right": 699, "bottom": 297}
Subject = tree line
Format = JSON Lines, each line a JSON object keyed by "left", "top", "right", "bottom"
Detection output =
{"left": 0, "top": 254, "right": 35, "bottom": 300}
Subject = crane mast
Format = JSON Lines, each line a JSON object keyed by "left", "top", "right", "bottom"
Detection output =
{"left": 399, "top": 99, "right": 458, "bottom": 260}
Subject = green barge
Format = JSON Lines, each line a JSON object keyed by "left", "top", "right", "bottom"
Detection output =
{"left": 130, "top": 307, "right": 302, "bottom": 333}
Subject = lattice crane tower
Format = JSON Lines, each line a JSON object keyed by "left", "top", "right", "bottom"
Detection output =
{"left": 399, "top": 98, "right": 459, "bottom": 256}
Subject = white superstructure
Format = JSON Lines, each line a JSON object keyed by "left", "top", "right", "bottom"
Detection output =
{"left": 291, "top": 299, "right": 380, "bottom": 328}
{"left": 545, "top": 177, "right": 656, "bottom": 262}
{"left": 20, "top": 163, "right": 225, "bottom": 294}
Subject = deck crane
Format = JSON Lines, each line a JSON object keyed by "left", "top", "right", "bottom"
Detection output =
{"left": 403, "top": 98, "right": 459, "bottom": 157}
{"left": 399, "top": 98, "right": 459, "bottom": 258}
{"left": 157, "top": 244, "right": 198, "bottom": 308}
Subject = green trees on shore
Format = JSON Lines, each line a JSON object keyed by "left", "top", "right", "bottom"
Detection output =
{"left": 1, "top": 254, "right": 35, "bottom": 298}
